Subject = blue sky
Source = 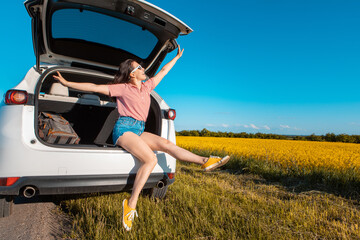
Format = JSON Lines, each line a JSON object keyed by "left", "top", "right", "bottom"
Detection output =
{"left": 1, "top": 1, "right": 360, "bottom": 135}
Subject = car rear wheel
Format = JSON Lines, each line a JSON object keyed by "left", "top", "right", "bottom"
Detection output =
{"left": 0, "top": 195, "right": 13, "bottom": 218}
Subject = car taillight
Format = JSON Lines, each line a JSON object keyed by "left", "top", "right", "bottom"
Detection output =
{"left": 167, "top": 109, "right": 176, "bottom": 120}
{"left": 0, "top": 177, "right": 20, "bottom": 186}
{"left": 5, "top": 90, "right": 28, "bottom": 105}
{"left": 167, "top": 173, "right": 175, "bottom": 179}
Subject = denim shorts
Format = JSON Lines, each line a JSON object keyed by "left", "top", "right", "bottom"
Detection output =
{"left": 112, "top": 116, "right": 145, "bottom": 144}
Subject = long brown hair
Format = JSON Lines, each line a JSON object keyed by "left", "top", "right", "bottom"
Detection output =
{"left": 113, "top": 59, "right": 136, "bottom": 84}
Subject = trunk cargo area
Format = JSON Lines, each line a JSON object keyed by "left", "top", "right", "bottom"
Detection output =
{"left": 36, "top": 69, "right": 161, "bottom": 147}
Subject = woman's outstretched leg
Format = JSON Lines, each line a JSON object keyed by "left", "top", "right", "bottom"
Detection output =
{"left": 140, "top": 132, "right": 230, "bottom": 171}
{"left": 140, "top": 132, "right": 206, "bottom": 164}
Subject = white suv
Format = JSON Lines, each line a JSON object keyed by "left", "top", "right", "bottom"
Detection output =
{"left": 0, "top": 0, "right": 192, "bottom": 217}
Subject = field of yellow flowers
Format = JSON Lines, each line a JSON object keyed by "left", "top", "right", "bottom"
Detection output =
{"left": 176, "top": 136, "right": 360, "bottom": 184}
{"left": 63, "top": 136, "right": 360, "bottom": 239}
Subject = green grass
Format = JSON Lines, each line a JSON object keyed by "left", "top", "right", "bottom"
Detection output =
{"left": 62, "top": 153, "right": 360, "bottom": 239}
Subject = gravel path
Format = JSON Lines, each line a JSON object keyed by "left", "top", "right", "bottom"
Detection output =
{"left": 0, "top": 196, "right": 72, "bottom": 240}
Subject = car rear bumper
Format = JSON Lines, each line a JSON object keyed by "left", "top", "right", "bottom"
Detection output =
{"left": 0, "top": 173, "right": 175, "bottom": 196}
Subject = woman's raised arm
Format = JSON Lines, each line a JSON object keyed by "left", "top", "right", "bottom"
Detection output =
{"left": 53, "top": 71, "right": 110, "bottom": 96}
{"left": 152, "top": 45, "right": 184, "bottom": 87}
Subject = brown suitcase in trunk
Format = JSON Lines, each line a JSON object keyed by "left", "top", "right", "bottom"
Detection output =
{"left": 38, "top": 112, "right": 80, "bottom": 144}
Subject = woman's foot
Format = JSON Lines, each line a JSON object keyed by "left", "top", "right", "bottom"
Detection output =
{"left": 201, "top": 155, "right": 230, "bottom": 171}
{"left": 122, "top": 198, "right": 138, "bottom": 231}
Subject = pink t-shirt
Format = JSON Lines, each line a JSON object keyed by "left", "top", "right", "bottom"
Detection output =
{"left": 108, "top": 78, "right": 156, "bottom": 122}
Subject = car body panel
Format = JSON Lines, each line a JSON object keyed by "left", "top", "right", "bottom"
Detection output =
{"left": 0, "top": 172, "right": 174, "bottom": 196}
{"left": 0, "top": 66, "right": 176, "bottom": 178}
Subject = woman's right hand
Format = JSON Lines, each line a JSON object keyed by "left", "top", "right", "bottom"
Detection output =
{"left": 53, "top": 71, "right": 110, "bottom": 96}
{"left": 53, "top": 71, "right": 68, "bottom": 86}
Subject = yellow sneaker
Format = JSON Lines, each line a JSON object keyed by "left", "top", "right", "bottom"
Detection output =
{"left": 122, "top": 198, "right": 138, "bottom": 231}
{"left": 201, "top": 155, "right": 230, "bottom": 172}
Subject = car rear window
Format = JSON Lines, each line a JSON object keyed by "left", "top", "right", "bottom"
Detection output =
{"left": 51, "top": 9, "right": 158, "bottom": 59}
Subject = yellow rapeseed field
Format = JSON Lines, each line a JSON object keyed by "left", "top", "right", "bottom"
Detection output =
{"left": 176, "top": 136, "right": 360, "bottom": 173}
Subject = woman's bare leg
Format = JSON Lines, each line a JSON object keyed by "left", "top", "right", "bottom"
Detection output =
{"left": 116, "top": 132, "right": 158, "bottom": 209}
{"left": 140, "top": 132, "right": 208, "bottom": 165}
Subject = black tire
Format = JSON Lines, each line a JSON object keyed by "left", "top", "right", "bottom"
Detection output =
{"left": 0, "top": 196, "right": 13, "bottom": 218}
{"left": 145, "top": 185, "right": 169, "bottom": 199}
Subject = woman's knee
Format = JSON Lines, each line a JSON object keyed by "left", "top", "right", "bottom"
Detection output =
{"left": 144, "top": 153, "right": 158, "bottom": 167}
{"left": 159, "top": 139, "right": 174, "bottom": 153}
{"left": 116, "top": 133, "right": 158, "bottom": 166}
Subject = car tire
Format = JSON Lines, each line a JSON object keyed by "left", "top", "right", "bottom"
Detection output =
{"left": 145, "top": 185, "right": 169, "bottom": 199}
{"left": 0, "top": 195, "right": 13, "bottom": 218}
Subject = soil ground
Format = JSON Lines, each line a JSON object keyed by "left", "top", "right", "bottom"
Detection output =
{"left": 0, "top": 196, "right": 73, "bottom": 240}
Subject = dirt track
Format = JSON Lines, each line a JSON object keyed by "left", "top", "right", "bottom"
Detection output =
{"left": 0, "top": 196, "right": 72, "bottom": 240}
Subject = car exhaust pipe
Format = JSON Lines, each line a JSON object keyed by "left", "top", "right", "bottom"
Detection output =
{"left": 156, "top": 180, "right": 165, "bottom": 189}
{"left": 23, "top": 186, "right": 36, "bottom": 198}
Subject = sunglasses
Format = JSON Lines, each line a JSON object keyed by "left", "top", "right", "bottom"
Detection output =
{"left": 130, "top": 65, "right": 143, "bottom": 74}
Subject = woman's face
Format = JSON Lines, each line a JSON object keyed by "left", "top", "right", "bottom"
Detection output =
{"left": 131, "top": 62, "right": 146, "bottom": 81}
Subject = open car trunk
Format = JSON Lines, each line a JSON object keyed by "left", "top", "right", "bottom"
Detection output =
{"left": 25, "top": 0, "right": 192, "bottom": 74}
{"left": 35, "top": 68, "right": 162, "bottom": 147}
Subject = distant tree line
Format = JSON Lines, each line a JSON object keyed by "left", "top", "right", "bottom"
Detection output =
{"left": 176, "top": 129, "right": 360, "bottom": 144}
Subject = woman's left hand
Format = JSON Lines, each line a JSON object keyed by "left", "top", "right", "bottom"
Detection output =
{"left": 176, "top": 45, "right": 184, "bottom": 58}
{"left": 152, "top": 44, "right": 184, "bottom": 87}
